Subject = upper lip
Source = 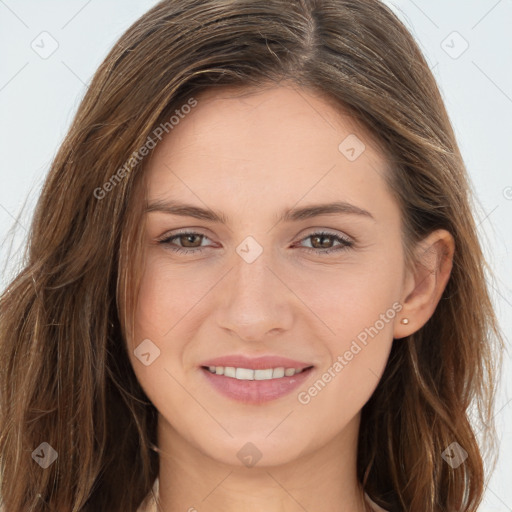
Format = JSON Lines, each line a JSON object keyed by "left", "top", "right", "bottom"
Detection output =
{"left": 200, "top": 355, "right": 314, "bottom": 370}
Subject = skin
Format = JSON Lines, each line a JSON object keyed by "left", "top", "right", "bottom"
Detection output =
{"left": 126, "top": 82, "right": 454, "bottom": 512}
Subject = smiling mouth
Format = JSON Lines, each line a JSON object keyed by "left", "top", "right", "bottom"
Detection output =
{"left": 201, "top": 365, "right": 314, "bottom": 381}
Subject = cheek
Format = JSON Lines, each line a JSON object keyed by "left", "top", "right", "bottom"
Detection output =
{"left": 128, "top": 255, "right": 225, "bottom": 399}
{"left": 291, "top": 251, "right": 403, "bottom": 403}
{"left": 133, "top": 254, "right": 215, "bottom": 340}
{"left": 292, "top": 285, "right": 400, "bottom": 438}
{"left": 290, "top": 250, "right": 403, "bottom": 343}
{"left": 127, "top": 258, "right": 201, "bottom": 419}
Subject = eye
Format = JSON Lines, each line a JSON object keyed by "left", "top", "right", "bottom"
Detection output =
{"left": 157, "top": 230, "right": 354, "bottom": 256}
{"left": 157, "top": 231, "right": 213, "bottom": 254}
{"left": 296, "top": 231, "right": 354, "bottom": 255}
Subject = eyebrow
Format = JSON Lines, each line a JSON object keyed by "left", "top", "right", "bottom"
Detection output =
{"left": 146, "top": 200, "right": 375, "bottom": 224}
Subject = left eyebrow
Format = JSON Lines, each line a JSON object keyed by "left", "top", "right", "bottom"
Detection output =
{"left": 279, "top": 201, "right": 375, "bottom": 223}
{"left": 145, "top": 200, "right": 375, "bottom": 225}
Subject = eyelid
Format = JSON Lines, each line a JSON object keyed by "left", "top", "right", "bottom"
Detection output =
{"left": 156, "top": 229, "right": 215, "bottom": 247}
{"left": 295, "top": 227, "right": 353, "bottom": 242}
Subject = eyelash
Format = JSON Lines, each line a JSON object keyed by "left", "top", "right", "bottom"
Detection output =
{"left": 157, "top": 230, "right": 354, "bottom": 256}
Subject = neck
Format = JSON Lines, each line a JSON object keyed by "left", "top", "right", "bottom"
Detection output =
{"left": 155, "top": 413, "right": 370, "bottom": 512}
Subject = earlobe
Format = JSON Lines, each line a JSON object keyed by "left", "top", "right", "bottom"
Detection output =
{"left": 394, "top": 229, "right": 455, "bottom": 339}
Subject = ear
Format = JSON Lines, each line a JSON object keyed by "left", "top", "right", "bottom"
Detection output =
{"left": 394, "top": 229, "right": 455, "bottom": 339}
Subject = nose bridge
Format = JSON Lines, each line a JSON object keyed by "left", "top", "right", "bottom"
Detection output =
{"left": 236, "top": 248, "right": 271, "bottom": 294}
{"left": 233, "top": 233, "right": 275, "bottom": 294}
{"left": 233, "top": 240, "right": 278, "bottom": 310}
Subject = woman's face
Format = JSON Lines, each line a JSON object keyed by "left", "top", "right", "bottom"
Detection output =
{"left": 127, "top": 83, "right": 410, "bottom": 467}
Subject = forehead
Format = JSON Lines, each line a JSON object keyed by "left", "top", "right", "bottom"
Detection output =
{"left": 144, "top": 84, "right": 395, "bottom": 224}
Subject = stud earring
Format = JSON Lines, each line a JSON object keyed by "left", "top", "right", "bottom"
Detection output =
{"left": 400, "top": 318, "right": 409, "bottom": 325}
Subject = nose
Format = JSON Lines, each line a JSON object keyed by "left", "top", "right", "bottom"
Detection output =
{"left": 214, "top": 248, "right": 295, "bottom": 342}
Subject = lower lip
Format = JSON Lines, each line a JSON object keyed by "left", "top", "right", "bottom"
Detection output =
{"left": 200, "top": 366, "right": 314, "bottom": 404}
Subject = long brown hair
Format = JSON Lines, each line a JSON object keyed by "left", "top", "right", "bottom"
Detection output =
{"left": 0, "top": 0, "right": 503, "bottom": 510}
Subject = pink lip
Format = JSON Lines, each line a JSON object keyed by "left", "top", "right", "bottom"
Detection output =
{"left": 200, "top": 354, "right": 313, "bottom": 370}
{"left": 199, "top": 354, "right": 315, "bottom": 405}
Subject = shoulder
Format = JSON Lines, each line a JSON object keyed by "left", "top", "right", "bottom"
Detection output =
{"left": 137, "top": 501, "right": 157, "bottom": 512}
{"left": 364, "top": 492, "right": 389, "bottom": 512}
{"left": 137, "top": 496, "right": 158, "bottom": 512}
{"left": 137, "top": 478, "right": 159, "bottom": 512}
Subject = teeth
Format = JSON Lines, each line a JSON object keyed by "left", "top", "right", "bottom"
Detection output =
{"left": 235, "top": 368, "right": 254, "bottom": 380}
{"left": 254, "top": 368, "right": 273, "bottom": 380}
{"left": 205, "top": 365, "right": 306, "bottom": 380}
{"left": 224, "top": 366, "right": 236, "bottom": 378}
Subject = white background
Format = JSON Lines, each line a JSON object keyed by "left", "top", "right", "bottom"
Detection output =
{"left": 0, "top": 1, "right": 510, "bottom": 509}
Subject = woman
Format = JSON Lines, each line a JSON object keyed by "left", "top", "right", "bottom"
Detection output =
{"left": 0, "top": 0, "right": 503, "bottom": 511}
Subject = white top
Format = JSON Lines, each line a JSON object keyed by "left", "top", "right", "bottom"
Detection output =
{"left": 136, "top": 478, "right": 389, "bottom": 511}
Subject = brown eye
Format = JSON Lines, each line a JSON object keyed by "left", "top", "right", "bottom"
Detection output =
{"left": 310, "top": 234, "right": 336, "bottom": 249}
{"left": 178, "top": 233, "right": 203, "bottom": 248}
{"left": 158, "top": 231, "right": 212, "bottom": 254}
{"left": 298, "top": 231, "right": 354, "bottom": 255}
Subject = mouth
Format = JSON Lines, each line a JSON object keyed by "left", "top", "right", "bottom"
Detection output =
{"left": 199, "top": 361, "right": 315, "bottom": 404}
